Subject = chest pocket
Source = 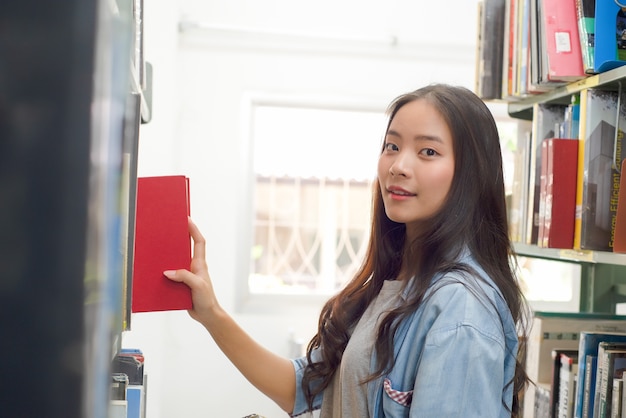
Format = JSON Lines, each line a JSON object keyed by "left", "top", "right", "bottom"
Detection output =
{"left": 382, "top": 378, "right": 412, "bottom": 416}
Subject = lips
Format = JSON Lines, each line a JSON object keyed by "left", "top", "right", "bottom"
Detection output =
{"left": 387, "top": 186, "right": 416, "bottom": 197}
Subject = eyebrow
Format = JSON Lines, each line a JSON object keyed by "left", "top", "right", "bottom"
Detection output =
{"left": 386, "top": 129, "right": 444, "bottom": 144}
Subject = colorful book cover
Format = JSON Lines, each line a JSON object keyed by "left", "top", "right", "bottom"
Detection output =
{"left": 526, "top": 103, "right": 566, "bottom": 245}
{"left": 131, "top": 175, "right": 192, "bottom": 313}
{"left": 542, "top": 138, "right": 579, "bottom": 249}
{"left": 574, "top": 0, "right": 596, "bottom": 73}
{"left": 574, "top": 89, "right": 626, "bottom": 251}
{"left": 593, "top": 0, "right": 626, "bottom": 73}
{"left": 541, "top": 0, "right": 586, "bottom": 81}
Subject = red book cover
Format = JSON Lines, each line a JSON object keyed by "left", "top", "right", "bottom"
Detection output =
{"left": 614, "top": 159, "right": 626, "bottom": 253}
{"left": 541, "top": 0, "right": 586, "bottom": 82}
{"left": 543, "top": 138, "right": 578, "bottom": 249}
{"left": 131, "top": 175, "right": 192, "bottom": 312}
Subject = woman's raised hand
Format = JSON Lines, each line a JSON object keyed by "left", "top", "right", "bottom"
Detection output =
{"left": 164, "top": 217, "right": 220, "bottom": 325}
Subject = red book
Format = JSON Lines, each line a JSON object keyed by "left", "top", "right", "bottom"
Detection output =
{"left": 542, "top": 138, "right": 578, "bottom": 249}
{"left": 541, "top": 0, "right": 586, "bottom": 82}
{"left": 614, "top": 159, "right": 626, "bottom": 253}
{"left": 131, "top": 175, "right": 192, "bottom": 312}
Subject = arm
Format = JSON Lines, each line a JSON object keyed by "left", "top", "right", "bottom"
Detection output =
{"left": 164, "top": 218, "right": 296, "bottom": 413}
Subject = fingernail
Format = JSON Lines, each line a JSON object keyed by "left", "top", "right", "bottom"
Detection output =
{"left": 163, "top": 270, "right": 176, "bottom": 278}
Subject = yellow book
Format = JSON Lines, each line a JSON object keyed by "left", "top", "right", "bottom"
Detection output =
{"left": 573, "top": 88, "right": 588, "bottom": 249}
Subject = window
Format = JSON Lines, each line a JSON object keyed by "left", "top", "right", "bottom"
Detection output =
{"left": 249, "top": 104, "right": 387, "bottom": 295}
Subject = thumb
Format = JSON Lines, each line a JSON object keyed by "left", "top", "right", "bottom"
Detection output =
{"left": 163, "top": 269, "right": 183, "bottom": 282}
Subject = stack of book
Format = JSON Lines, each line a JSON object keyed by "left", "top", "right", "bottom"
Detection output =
{"left": 475, "top": 0, "right": 626, "bottom": 101}
{"left": 506, "top": 88, "right": 626, "bottom": 253}
{"left": 524, "top": 311, "right": 626, "bottom": 418}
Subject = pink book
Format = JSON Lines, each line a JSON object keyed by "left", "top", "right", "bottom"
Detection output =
{"left": 541, "top": 0, "right": 586, "bottom": 82}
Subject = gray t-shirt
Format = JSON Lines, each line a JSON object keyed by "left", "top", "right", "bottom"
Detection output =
{"left": 320, "top": 279, "right": 405, "bottom": 417}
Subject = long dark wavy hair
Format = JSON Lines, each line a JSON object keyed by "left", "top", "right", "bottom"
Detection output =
{"left": 301, "top": 84, "right": 530, "bottom": 416}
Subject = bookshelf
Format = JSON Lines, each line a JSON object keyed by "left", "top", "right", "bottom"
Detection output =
{"left": 507, "top": 66, "right": 626, "bottom": 120}
{"left": 0, "top": 0, "right": 150, "bottom": 417}
{"left": 506, "top": 66, "right": 626, "bottom": 314}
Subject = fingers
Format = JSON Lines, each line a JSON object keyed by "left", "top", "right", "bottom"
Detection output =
{"left": 188, "top": 217, "right": 206, "bottom": 260}
{"left": 163, "top": 268, "right": 201, "bottom": 288}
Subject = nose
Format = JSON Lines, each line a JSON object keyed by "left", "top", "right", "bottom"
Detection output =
{"left": 389, "top": 152, "right": 410, "bottom": 177}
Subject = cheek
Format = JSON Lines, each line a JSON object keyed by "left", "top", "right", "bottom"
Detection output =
{"left": 377, "top": 157, "right": 387, "bottom": 179}
{"left": 431, "top": 166, "right": 455, "bottom": 197}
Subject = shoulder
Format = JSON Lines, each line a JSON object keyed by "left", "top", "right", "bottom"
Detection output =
{"left": 416, "top": 266, "right": 514, "bottom": 345}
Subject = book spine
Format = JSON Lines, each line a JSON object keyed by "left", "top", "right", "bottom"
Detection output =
{"left": 614, "top": 158, "right": 626, "bottom": 253}
{"left": 574, "top": 88, "right": 588, "bottom": 250}
{"left": 574, "top": 0, "right": 595, "bottom": 74}
{"left": 546, "top": 138, "right": 578, "bottom": 248}
{"left": 582, "top": 355, "right": 597, "bottom": 418}
{"left": 538, "top": 138, "right": 550, "bottom": 247}
{"left": 609, "top": 95, "right": 625, "bottom": 250}
{"left": 611, "top": 378, "right": 623, "bottom": 418}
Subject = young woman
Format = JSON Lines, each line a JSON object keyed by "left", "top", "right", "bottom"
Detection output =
{"left": 165, "top": 84, "right": 530, "bottom": 417}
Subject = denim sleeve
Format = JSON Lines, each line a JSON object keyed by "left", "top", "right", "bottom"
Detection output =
{"left": 290, "top": 348, "right": 324, "bottom": 417}
{"left": 409, "top": 284, "right": 511, "bottom": 418}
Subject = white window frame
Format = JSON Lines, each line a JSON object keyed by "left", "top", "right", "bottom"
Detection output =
{"left": 234, "top": 92, "right": 387, "bottom": 314}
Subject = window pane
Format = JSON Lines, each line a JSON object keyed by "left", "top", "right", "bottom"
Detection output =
{"left": 250, "top": 105, "right": 385, "bottom": 294}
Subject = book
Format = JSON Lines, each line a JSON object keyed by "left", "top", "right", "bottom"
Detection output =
{"left": 524, "top": 312, "right": 626, "bottom": 418}
{"left": 502, "top": 0, "right": 516, "bottom": 98}
{"left": 574, "top": 89, "right": 626, "bottom": 251}
{"left": 582, "top": 354, "right": 598, "bottom": 418}
{"left": 594, "top": 342, "right": 626, "bottom": 417}
{"left": 574, "top": 0, "right": 596, "bottom": 74}
{"left": 614, "top": 159, "right": 626, "bottom": 253}
{"left": 622, "top": 373, "right": 626, "bottom": 418}
{"left": 575, "top": 331, "right": 626, "bottom": 418}
{"left": 517, "top": 0, "right": 532, "bottom": 95}
{"left": 131, "top": 175, "right": 192, "bottom": 313}
{"left": 477, "top": 0, "right": 506, "bottom": 99}
{"left": 612, "top": 377, "right": 623, "bottom": 418}
{"left": 538, "top": 138, "right": 550, "bottom": 247}
{"left": 552, "top": 349, "right": 580, "bottom": 417}
{"left": 509, "top": 121, "right": 533, "bottom": 242}
{"left": 593, "top": 0, "right": 626, "bottom": 73}
{"left": 541, "top": 137, "right": 579, "bottom": 249}
{"left": 558, "top": 351, "right": 579, "bottom": 418}
{"left": 526, "top": 103, "right": 567, "bottom": 245}
{"left": 535, "top": 382, "right": 552, "bottom": 418}
{"left": 540, "top": 0, "right": 586, "bottom": 82}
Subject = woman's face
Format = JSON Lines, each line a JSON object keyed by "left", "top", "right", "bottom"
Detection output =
{"left": 377, "top": 99, "right": 455, "bottom": 235}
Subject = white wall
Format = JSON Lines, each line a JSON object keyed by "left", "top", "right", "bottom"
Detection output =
{"left": 123, "top": 1, "right": 481, "bottom": 417}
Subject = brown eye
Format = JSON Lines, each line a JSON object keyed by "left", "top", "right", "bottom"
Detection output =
{"left": 420, "top": 148, "right": 438, "bottom": 157}
{"left": 384, "top": 143, "right": 399, "bottom": 152}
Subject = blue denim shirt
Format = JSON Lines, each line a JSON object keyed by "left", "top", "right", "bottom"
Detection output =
{"left": 290, "top": 255, "right": 519, "bottom": 417}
